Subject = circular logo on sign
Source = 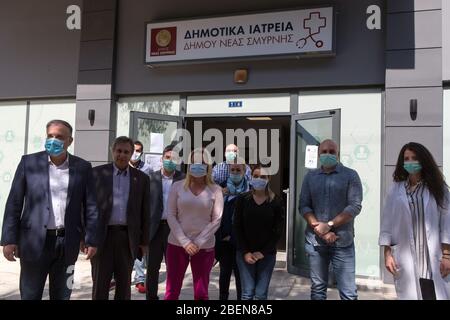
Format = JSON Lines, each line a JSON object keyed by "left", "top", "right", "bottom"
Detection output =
{"left": 156, "top": 29, "right": 172, "bottom": 47}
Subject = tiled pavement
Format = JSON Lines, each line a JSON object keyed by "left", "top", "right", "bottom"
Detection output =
{"left": 0, "top": 252, "right": 396, "bottom": 300}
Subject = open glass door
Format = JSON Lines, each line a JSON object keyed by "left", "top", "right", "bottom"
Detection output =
{"left": 288, "top": 109, "right": 340, "bottom": 276}
{"left": 129, "top": 111, "right": 182, "bottom": 172}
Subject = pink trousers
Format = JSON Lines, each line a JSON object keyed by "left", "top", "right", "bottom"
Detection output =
{"left": 164, "top": 243, "right": 215, "bottom": 300}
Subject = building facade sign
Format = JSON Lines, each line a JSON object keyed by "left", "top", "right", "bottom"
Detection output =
{"left": 145, "top": 7, "right": 334, "bottom": 64}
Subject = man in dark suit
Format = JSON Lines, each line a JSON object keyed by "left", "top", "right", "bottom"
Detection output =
{"left": 146, "top": 144, "right": 185, "bottom": 300}
{"left": 91, "top": 136, "right": 150, "bottom": 300}
{"left": 1, "top": 120, "right": 98, "bottom": 300}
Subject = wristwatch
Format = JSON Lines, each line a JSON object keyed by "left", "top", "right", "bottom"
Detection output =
{"left": 327, "top": 220, "right": 334, "bottom": 231}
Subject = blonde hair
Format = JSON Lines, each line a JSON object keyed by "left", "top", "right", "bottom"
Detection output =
{"left": 184, "top": 148, "right": 215, "bottom": 189}
{"left": 251, "top": 165, "right": 276, "bottom": 202}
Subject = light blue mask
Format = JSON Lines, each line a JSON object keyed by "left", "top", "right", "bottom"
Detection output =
{"left": 250, "top": 178, "right": 268, "bottom": 190}
{"left": 320, "top": 153, "right": 338, "bottom": 168}
{"left": 163, "top": 159, "right": 177, "bottom": 172}
{"left": 45, "top": 138, "right": 65, "bottom": 157}
{"left": 189, "top": 163, "right": 207, "bottom": 177}
{"left": 230, "top": 173, "right": 243, "bottom": 184}
{"left": 225, "top": 151, "right": 237, "bottom": 162}
{"left": 403, "top": 161, "right": 422, "bottom": 174}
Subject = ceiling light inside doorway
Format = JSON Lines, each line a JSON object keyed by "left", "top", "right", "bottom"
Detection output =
{"left": 246, "top": 117, "right": 272, "bottom": 121}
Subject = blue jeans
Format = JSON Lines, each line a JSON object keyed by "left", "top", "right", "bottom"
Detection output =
{"left": 133, "top": 255, "right": 147, "bottom": 284}
{"left": 305, "top": 242, "right": 357, "bottom": 300}
{"left": 20, "top": 235, "right": 74, "bottom": 300}
{"left": 236, "top": 251, "right": 276, "bottom": 300}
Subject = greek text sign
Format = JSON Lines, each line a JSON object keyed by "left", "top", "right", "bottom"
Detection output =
{"left": 145, "top": 7, "right": 334, "bottom": 64}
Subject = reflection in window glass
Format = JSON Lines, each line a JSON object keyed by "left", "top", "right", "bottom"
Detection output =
{"left": 116, "top": 96, "right": 179, "bottom": 137}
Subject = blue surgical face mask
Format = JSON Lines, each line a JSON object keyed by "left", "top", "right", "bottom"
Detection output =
{"left": 189, "top": 163, "right": 207, "bottom": 177}
{"left": 250, "top": 177, "right": 268, "bottom": 190}
{"left": 403, "top": 161, "right": 422, "bottom": 174}
{"left": 319, "top": 153, "right": 338, "bottom": 168}
{"left": 225, "top": 151, "right": 237, "bottom": 162}
{"left": 45, "top": 138, "right": 65, "bottom": 157}
{"left": 163, "top": 159, "right": 177, "bottom": 172}
{"left": 230, "top": 173, "right": 243, "bottom": 184}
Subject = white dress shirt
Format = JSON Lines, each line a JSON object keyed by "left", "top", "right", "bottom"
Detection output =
{"left": 48, "top": 155, "right": 69, "bottom": 229}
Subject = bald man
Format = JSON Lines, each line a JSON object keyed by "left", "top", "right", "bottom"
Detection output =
{"left": 212, "top": 144, "right": 251, "bottom": 187}
{"left": 299, "top": 139, "right": 363, "bottom": 300}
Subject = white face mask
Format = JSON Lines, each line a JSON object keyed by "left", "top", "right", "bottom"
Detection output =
{"left": 131, "top": 151, "right": 142, "bottom": 162}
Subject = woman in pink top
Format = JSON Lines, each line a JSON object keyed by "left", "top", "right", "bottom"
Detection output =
{"left": 165, "top": 148, "right": 224, "bottom": 300}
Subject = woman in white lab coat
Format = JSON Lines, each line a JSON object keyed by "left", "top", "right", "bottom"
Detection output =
{"left": 379, "top": 142, "right": 450, "bottom": 300}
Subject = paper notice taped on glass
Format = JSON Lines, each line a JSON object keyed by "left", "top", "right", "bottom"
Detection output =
{"left": 305, "top": 145, "right": 318, "bottom": 169}
{"left": 150, "top": 133, "right": 164, "bottom": 153}
{"left": 145, "top": 153, "right": 162, "bottom": 172}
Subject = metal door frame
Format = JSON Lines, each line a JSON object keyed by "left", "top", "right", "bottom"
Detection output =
{"left": 287, "top": 109, "right": 341, "bottom": 277}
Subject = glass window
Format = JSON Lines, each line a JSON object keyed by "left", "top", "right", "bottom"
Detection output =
{"left": 0, "top": 101, "right": 27, "bottom": 231}
{"left": 134, "top": 118, "right": 179, "bottom": 172}
{"left": 116, "top": 96, "right": 180, "bottom": 137}
{"left": 0, "top": 99, "right": 75, "bottom": 231}
{"left": 299, "top": 89, "right": 382, "bottom": 278}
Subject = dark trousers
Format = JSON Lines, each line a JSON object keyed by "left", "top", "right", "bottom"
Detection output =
{"left": 217, "top": 241, "right": 241, "bottom": 300}
{"left": 20, "top": 234, "right": 74, "bottom": 300}
{"left": 145, "top": 221, "right": 170, "bottom": 300}
{"left": 91, "top": 227, "right": 133, "bottom": 300}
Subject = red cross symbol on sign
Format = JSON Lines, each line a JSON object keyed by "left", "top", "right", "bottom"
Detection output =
{"left": 303, "top": 12, "right": 326, "bottom": 36}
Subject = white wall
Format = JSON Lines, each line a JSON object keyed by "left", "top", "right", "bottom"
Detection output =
{"left": 187, "top": 93, "right": 290, "bottom": 115}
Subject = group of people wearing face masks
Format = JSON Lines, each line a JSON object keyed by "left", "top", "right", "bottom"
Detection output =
{"left": 213, "top": 144, "right": 285, "bottom": 301}
{"left": 299, "top": 139, "right": 450, "bottom": 301}
{"left": 164, "top": 145, "right": 284, "bottom": 300}
{"left": 0, "top": 120, "right": 283, "bottom": 301}
{"left": 1, "top": 119, "right": 449, "bottom": 301}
